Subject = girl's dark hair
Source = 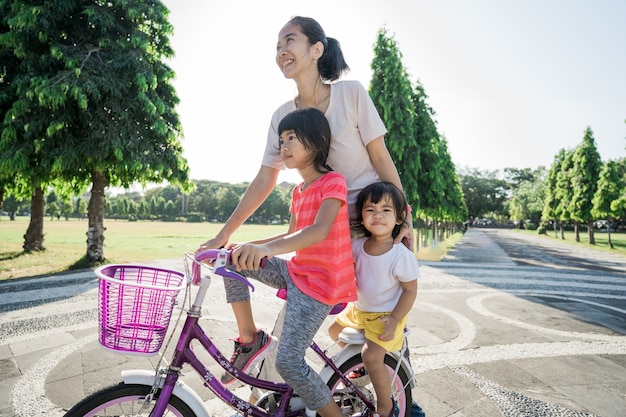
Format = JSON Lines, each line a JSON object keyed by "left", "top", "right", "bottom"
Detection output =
{"left": 278, "top": 107, "right": 332, "bottom": 173}
{"left": 287, "top": 16, "right": 349, "bottom": 82}
{"left": 351, "top": 182, "right": 408, "bottom": 238}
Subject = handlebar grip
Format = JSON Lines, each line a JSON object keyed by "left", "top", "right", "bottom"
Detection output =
{"left": 194, "top": 248, "right": 265, "bottom": 292}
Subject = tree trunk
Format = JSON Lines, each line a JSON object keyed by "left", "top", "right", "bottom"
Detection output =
{"left": 574, "top": 222, "right": 580, "bottom": 242}
{"left": 587, "top": 220, "right": 595, "bottom": 245}
{"left": 560, "top": 222, "right": 565, "bottom": 239}
{"left": 86, "top": 170, "right": 107, "bottom": 263}
{"left": 23, "top": 187, "right": 46, "bottom": 252}
{"left": 0, "top": 187, "right": 3, "bottom": 221}
{"left": 415, "top": 216, "right": 422, "bottom": 252}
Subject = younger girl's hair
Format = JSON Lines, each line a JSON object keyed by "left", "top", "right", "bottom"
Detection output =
{"left": 278, "top": 107, "right": 332, "bottom": 173}
{"left": 351, "top": 182, "right": 407, "bottom": 238}
{"left": 287, "top": 16, "right": 349, "bottom": 82}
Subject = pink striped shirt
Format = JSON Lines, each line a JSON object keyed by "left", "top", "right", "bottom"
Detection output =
{"left": 287, "top": 172, "right": 356, "bottom": 305}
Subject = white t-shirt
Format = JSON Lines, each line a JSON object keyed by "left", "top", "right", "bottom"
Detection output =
{"left": 262, "top": 80, "right": 387, "bottom": 213}
{"left": 352, "top": 237, "right": 420, "bottom": 312}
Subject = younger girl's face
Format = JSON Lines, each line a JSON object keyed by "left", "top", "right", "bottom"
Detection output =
{"left": 279, "top": 130, "right": 312, "bottom": 170}
{"left": 361, "top": 196, "right": 402, "bottom": 238}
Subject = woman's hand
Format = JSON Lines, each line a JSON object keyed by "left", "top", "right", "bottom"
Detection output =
{"left": 395, "top": 218, "right": 414, "bottom": 251}
{"left": 196, "top": 235, "right": 228, "bottom": 256}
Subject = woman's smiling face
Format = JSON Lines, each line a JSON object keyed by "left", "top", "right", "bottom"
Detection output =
{"left": 276, "top": 23, "right": 317, "bottom": 79}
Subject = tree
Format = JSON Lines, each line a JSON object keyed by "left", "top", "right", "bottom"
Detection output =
{"left": 554, "top": 150, "right": 575, "bottom": 239}
{"left": 0, "top": 1, "right": 20, "bottom": 222}
{"left": 369, "top": 28, "right": 419, "bottom": 208}
{"left": 458, "top": 167, "right": 508, "bottom": 220}
{"left": 591, "top": 159, "right": 626, "bottom": 248}
{"left": 436, "top": 136, "right": 467, "bottom": 235}
{"left": 255, "top": 187, "right": 289, "bottom": 223}
{"left": 568, "top": 127, "right": 602, "bottom": 244}
{"left": 508, "top": 168, "right": 547, "bottom": 228}
{"left": 217, "top": 187, "right": 240, "bottom": 222}
{"left": 2, "top": 193, "right": 23, "bottom": 220}
{"left": 503, "top": 167, "right": 537, "bottom": 189}
{"left": 47, "top": 201, "right": 60, "bottom": 220}
{"left": 1, "top": 0, "right": 192, "bottom": 263}
{"left": 542, "top": 149, "right": 567, "bottom": 237}
{"left": 410, "top": 80, "right": 467, "bottom": 238}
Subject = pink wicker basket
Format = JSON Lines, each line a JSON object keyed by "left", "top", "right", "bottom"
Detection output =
{"left": 96, "top": 264, "right": 185, "bottom": 356}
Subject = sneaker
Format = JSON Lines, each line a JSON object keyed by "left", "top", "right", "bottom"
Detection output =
{"left": 221, "top": 329, "right": 277, "bottom": 384}
{"left": 347, "top": 367, "right": 370, "bottom": 386}
{"left": 348, "top": 367, "right": 367, "bottom": 379}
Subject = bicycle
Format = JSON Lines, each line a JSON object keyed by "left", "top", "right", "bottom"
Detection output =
{"left": 63, "top": 248, "right": 416, "bottom": 417}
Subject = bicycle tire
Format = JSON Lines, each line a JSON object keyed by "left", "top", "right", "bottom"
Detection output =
{"left": 63, "top": 383, "right": 197, "bottom": 417}
{"left": 326, "top": 353, "right": 412, "bottom": 417}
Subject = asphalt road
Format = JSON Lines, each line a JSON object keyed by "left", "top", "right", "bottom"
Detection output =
{"left": 1, "top": 227, "right": 625, "bottom": 417}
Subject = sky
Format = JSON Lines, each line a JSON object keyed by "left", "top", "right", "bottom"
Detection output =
{"left": 161, "top": 0, "right": 626, "bottom": 186}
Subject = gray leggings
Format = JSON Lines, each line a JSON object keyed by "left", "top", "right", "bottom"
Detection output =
{"left": 224, "top": 258, "right": 333, "bottom": 411}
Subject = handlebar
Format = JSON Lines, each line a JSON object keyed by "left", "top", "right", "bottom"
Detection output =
{"left": 191, "top": 248, "right": 267, "bottom": 291}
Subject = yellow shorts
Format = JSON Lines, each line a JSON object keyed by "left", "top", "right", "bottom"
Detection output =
{"left": 335, "top": 303, "right": 407, "bottom": 352}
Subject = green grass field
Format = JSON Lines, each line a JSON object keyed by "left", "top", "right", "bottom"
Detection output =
{"left": 0, "top": 217, "right": 289, "bottom": 280}
{"left": 515, "top": 227, "right": 626, "bottom": 253}
{"left": 0, "top": 216, "right": 457, "bottom": 280}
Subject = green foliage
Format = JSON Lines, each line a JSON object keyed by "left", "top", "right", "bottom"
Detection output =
{"left": 555, "top": 150, "right": 575, "bottom": 222}
{"left": 1, "top": 0, "right": 191, "bottom": 190}
{"left": 508, "top": 167, "right": 547, "bottom": 224}
{"left": 592, "top": 159, "right": 626, "bottom": 220}
{"left": 369, "top": 28, "right": 466, "bottom": 225}
{"left": 569, "top": 127, "right": 602, "bottom": 223}
{"left": 369, "top": 28, "right": 419, "bottom": 206}
{"left": 458, "top": 167, "right": 508, "bottom": 219}
{"left": 542, "top": 149, "right": 566, "bottom": 222}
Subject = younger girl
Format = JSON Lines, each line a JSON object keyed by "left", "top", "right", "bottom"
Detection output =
{"left": 223, "top": 107, "right": 355, "bottom": 417}
{"left": 329, "top": 182, "right": 420, "bottom": 417}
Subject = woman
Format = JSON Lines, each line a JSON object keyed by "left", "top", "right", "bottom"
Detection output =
{"left": 197, "top": 15, "right": 413, "bottom": 388}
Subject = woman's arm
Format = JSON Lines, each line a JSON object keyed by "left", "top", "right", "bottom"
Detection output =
{"left": 231, "top": 198, "right": 341, "bottom": 270}
{"left": 197, "top": 165, "right": 279, "bottom": 251}
{"left": 366, "top": 137, "right": 415, "bottom": 250}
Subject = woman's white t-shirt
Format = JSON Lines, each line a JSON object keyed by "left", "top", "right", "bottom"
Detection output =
{"left": 262, "top": 80, "right": 387, "bottom": 213}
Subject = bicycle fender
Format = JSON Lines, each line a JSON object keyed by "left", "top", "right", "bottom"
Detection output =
{"left": 318, "top": 345, "right": 416, "bottom": 388}
{"left": 121, "top": 369, "right": 210, "bottom": 417}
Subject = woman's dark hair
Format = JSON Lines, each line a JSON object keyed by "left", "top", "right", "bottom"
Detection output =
{"left": 351, "top": 182, "right": 407, "bottom": 238}
{"left": 278, "top": 107, "right": 332, "bottom": 174}
{"left": 287, "top": 16, "right": 349, "bottom": 82}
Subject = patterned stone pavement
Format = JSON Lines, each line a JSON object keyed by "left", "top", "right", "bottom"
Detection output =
{"left": 1, "top": 228, "right": 625, "bottom": 417}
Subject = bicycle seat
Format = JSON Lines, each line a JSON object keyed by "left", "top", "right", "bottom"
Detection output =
{"left": 338, "top": 327, "right": 366, "bottom": 345}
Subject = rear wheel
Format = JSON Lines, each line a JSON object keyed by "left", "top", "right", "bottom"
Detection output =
{"left": 326, "top": 353, "right": 412, "bottom": 417}
{"left": 63, "top": 383, "right": 196, "bottom": 417}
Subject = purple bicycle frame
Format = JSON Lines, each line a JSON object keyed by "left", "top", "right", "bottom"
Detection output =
{"left": 150, "top": 313, "right": 375, "bottom": 417}
{"left": 150, "top": 312, "right": 294, "bottom": 417}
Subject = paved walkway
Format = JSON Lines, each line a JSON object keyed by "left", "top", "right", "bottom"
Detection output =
{"left": 1, "top": 228, "right": 625, "bottom": 416}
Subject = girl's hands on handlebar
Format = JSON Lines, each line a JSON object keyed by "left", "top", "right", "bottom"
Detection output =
{"left": 230, "top": 243, "right": 272, "bottom": 271}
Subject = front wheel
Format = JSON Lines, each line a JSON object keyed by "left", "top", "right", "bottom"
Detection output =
{"left": 63, "top": 383, "right": 197, "bottom": 417}
{"left": 327, "top": 353, "right": 412, "bottom": 417}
